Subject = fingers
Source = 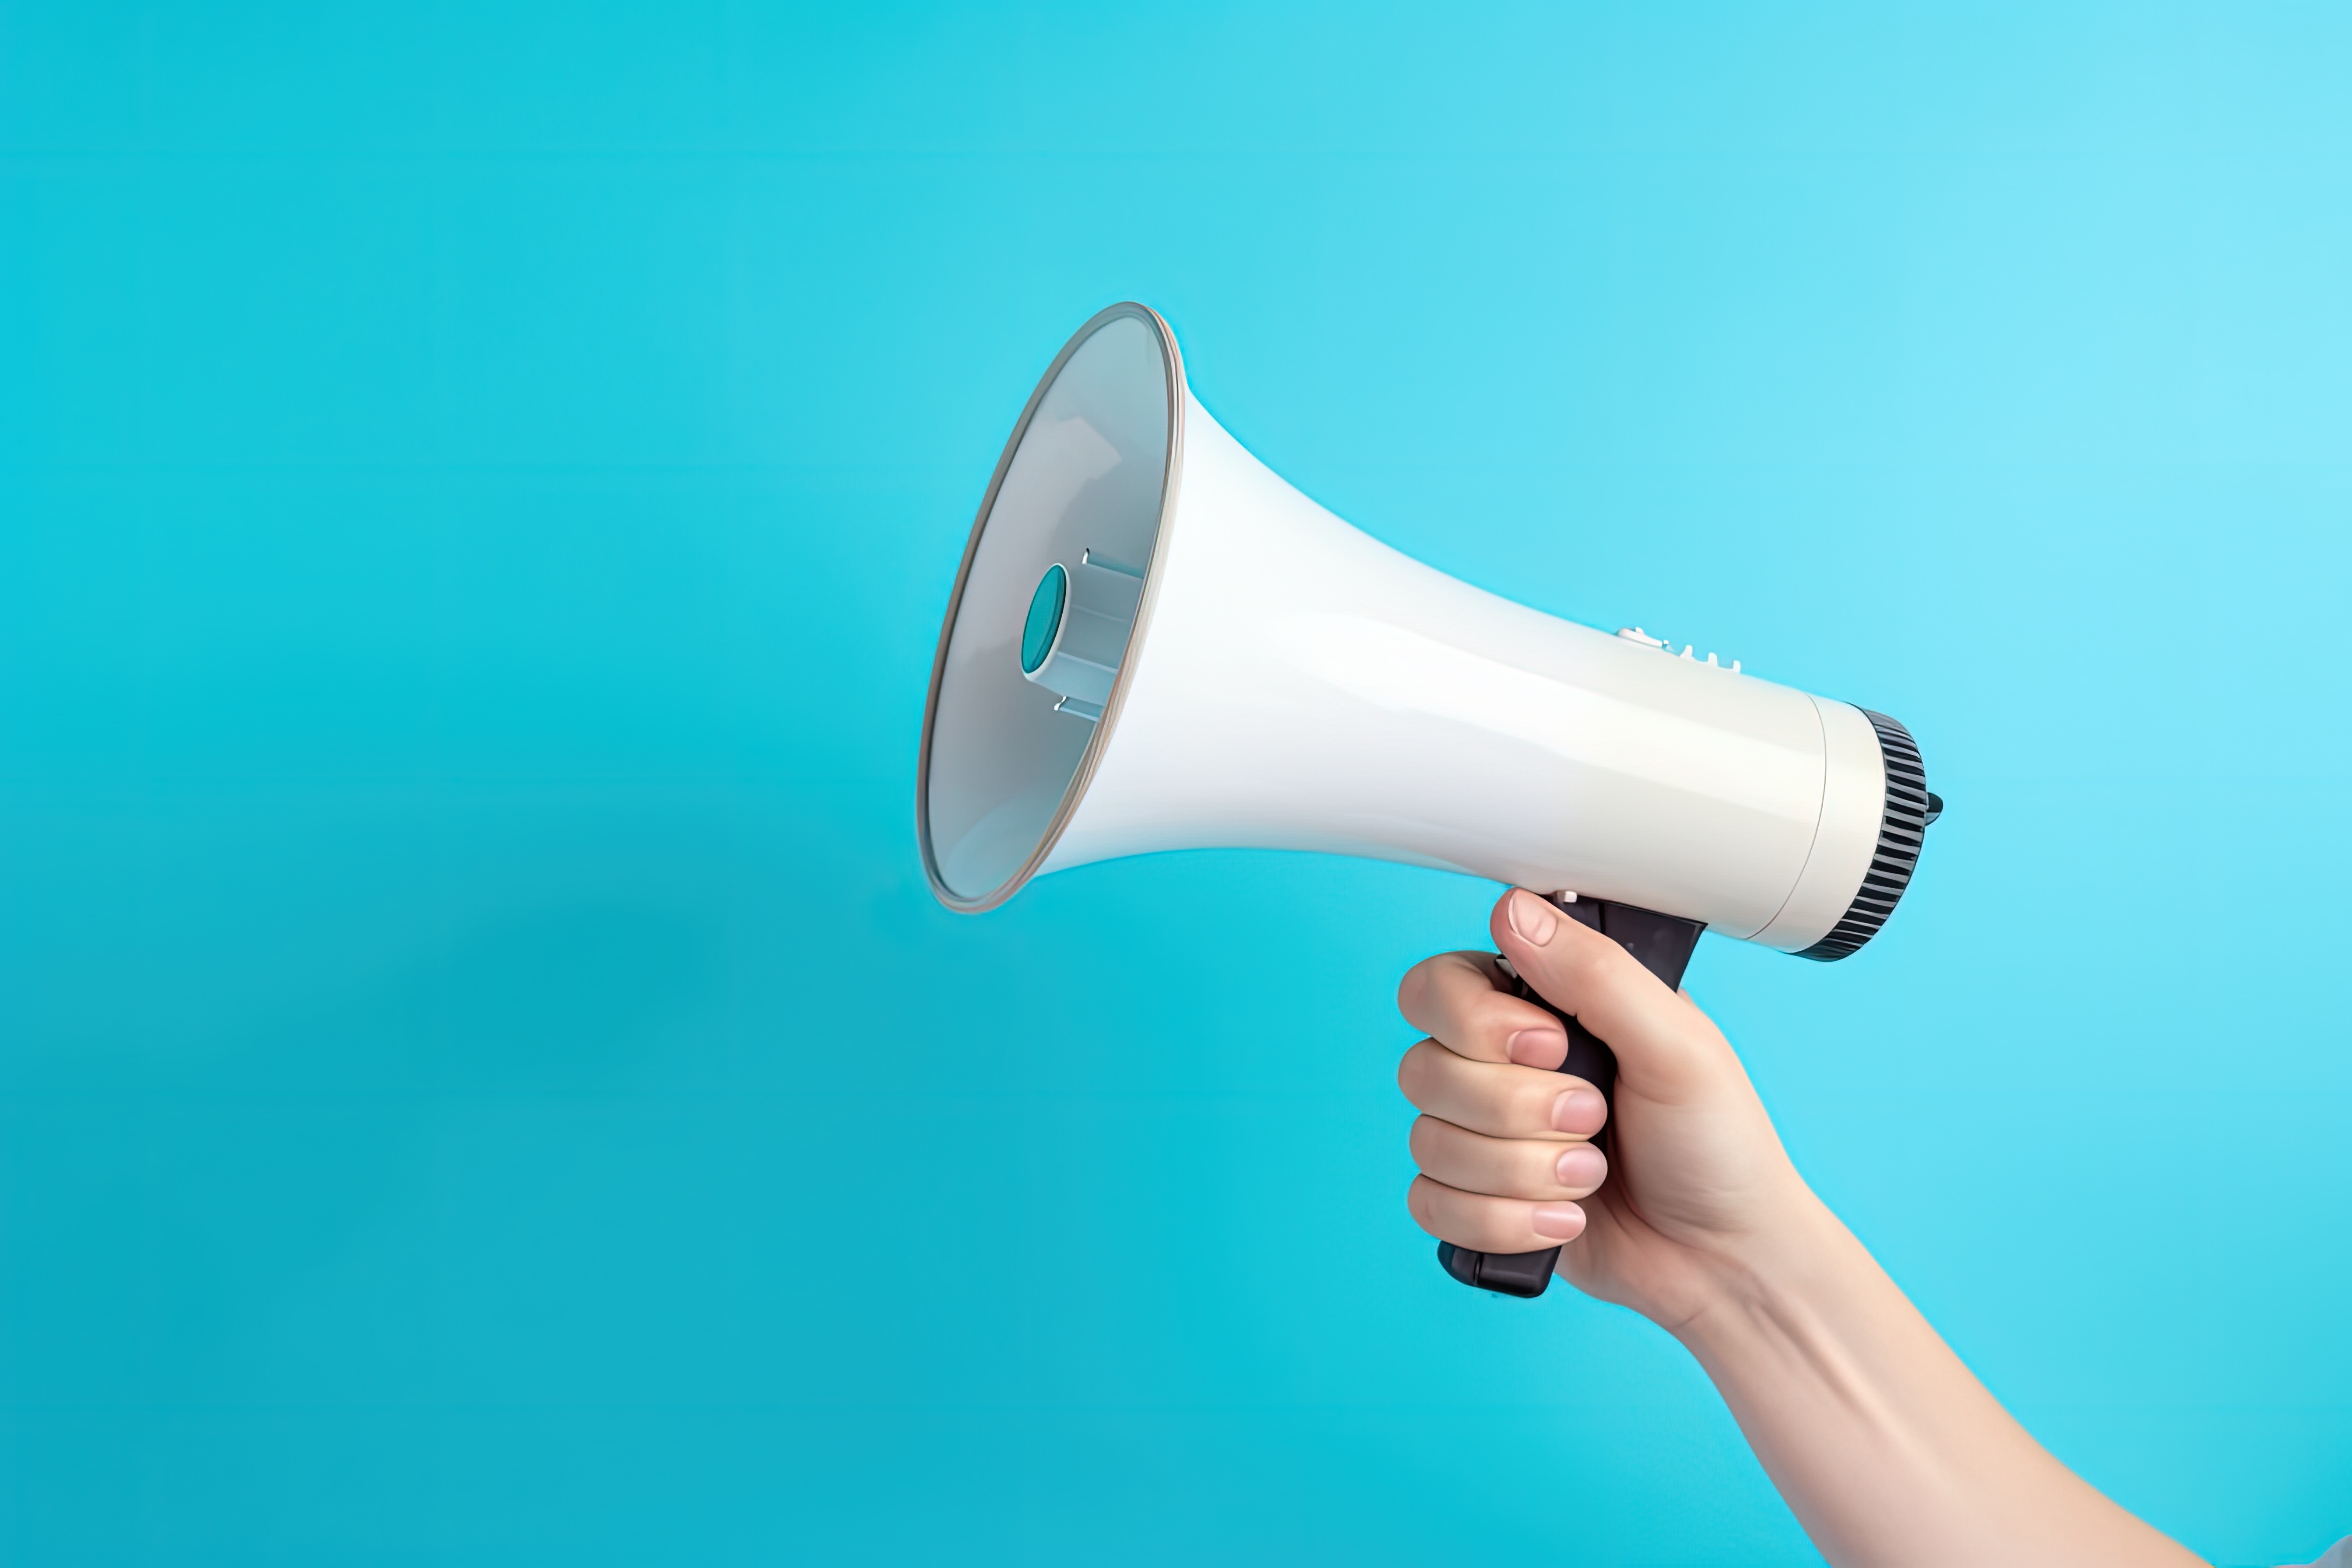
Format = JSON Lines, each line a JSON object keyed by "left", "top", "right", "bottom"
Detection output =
{"left": 1407, "top": 1175, "right": 1587, "bottom": 1250}
{"left": 1395, "top": 914, "right": 1634, "bottom": 1256}
{"left": 1396, "top": 1039, "right": 1608, "bottom": 1141}
{"left": 1396, "top": 950, "right": 1570, "bottom": 1068}
{"left": 1489, "top": 889, "right": 1716, "bottom": 1090}
{"left": 1410, "top": 1115, "right": 1608, "bottom": 1200}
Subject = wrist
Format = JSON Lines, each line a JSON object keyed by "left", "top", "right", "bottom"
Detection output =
{"left": 1665, "top": 1180, "right": 1863, "bottom": 1350}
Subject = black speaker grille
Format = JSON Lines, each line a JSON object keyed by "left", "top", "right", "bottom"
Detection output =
{"left": 1796, "top": 710, "right": 1929, "bottom": 962}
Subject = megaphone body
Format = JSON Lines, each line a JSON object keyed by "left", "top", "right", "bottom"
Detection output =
{"left": 920, "top": 304, "right": 1934, "bottom": 1294}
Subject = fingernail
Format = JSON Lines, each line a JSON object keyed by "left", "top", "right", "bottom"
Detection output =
{"left": 1507, "top": 890, "right": 1558, "bottom": 945}
{"left": 1550, "top": 1088, "right": 1606, "bottom": 1134}
{"left": 1555, "top": 1145, "right": 1606, "bottom": 1188}
{"left": 1531, "top": 1203, "right": 1585, "bottom": 1240}
{"left": 1506, "top": 1027, "right": 1565, "bottom": 1067}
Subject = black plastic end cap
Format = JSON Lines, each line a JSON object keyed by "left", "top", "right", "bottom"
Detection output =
{"left": 1435, "top": 1240, "right": 1556, "bottom": 1298}
{"left": 1797, "top": 710, "right": 1933, "bottom": 962}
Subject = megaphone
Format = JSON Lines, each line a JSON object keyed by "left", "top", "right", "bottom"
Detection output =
{"left": 918, "top": 304, "right": 1938, "bottom": 1296}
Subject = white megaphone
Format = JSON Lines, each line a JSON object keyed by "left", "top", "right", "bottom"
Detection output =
{"left": 919, "top": 304, "right": 1937, "bottom": 1296}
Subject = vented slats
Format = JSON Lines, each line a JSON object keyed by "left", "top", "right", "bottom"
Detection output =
{"left": 1796, "top": 710, "right": 1931, "bottom": 962}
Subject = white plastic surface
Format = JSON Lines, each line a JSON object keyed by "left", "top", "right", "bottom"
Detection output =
{"left": 1750, "top": 698, "right": 1887, "bottom": 951}
{"left": 1035, "top": 393, "right": 1876, "bottom": 949}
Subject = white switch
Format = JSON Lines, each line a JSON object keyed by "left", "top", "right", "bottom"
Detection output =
{"left": 1622, "top": 625, "right": 1740, "bottom": 673}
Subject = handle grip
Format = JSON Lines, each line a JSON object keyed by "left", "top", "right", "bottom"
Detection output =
{"left": 1434, "top": 896, "right": 1705, "bottom": 1298}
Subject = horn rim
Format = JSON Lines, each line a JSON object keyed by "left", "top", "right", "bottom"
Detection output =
{"left": 915, "top": 301, "right": 1189, "bottom": 914}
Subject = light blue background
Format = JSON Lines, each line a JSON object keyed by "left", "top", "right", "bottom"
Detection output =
{"left": 4, "top": 5, "right": 2347, "bottom": 1564}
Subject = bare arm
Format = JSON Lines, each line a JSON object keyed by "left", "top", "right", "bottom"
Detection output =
{"left": 1395, "top": 889, "right": 2203, "bottom": 1568}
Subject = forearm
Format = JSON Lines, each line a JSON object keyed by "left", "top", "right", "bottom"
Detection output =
{"left": 1673, "top": 1195, "right": 2203, "bottom": 1568}
{"left": 1396, "top": 906, "right": 2205, "bottom": 1562}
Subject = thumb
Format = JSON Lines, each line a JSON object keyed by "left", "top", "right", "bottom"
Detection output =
{"left": 1488, "top": 889, "right": 1713, "bottom": 1091}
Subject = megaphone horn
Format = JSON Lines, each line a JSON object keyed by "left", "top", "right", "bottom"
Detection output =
{"left": 917, "top": 303, "right": 1939, "bottom": 1295}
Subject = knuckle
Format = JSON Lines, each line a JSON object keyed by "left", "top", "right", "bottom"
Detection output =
{"left": 1597, "top": 939, "right": 1655, "bottom": 994}
{"left": 1511, "top": 1075, "right": 1561, "bottom": 1129}
{"left": 1406, "top": 1115, "right": 1441, "bottom": 1166}
{"left": 1461, "top": 1201, "right": 1519, "bottom": 1250}
{"left": 1405, "top": 1176, "right": 1438, "bottom": 1229}
{"left": 1395, "top": 959, "right": 1435, "bottom": 1019}
{"left": 1467, "top": 989, "right": 1524, "bottom": 1040}
{"left": 1395, "top": 1040, "right": 1438, "bottom": 1101}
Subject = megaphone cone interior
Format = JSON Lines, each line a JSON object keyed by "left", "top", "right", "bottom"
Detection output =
{"left": 919, "top": 303, "right": 1933, "bottom": 959}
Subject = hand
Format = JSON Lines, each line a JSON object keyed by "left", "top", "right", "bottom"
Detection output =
{"left": 1396, "top": 886, "right": 1823, "bottom": 1328}
{"left": 1399, "top": 889, "right": 2208, "bottom": 1567}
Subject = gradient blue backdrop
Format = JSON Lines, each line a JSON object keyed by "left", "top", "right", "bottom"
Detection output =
{"left": 3, "top": 4, "right": 2347, "bottom": 1564}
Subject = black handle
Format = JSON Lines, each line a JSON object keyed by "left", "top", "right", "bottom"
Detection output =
{"left": 1435, "top": 896, "right": 1705, "bottom": 1298}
